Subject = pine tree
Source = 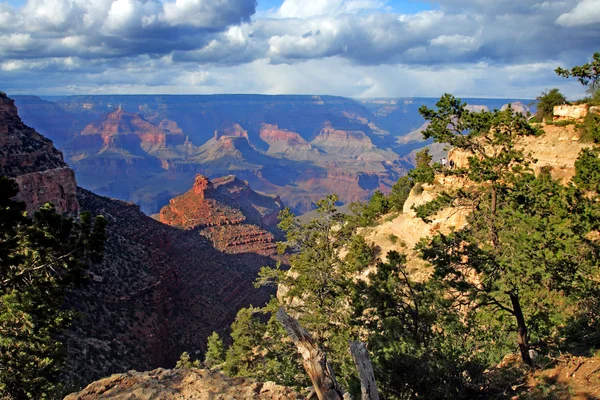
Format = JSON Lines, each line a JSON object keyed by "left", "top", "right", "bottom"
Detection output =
{"left": 0, "top": 177, "right": 107, "bottom": 399}
{"left": 415, "top": 95, "right": 597, "bottom": 366}
{"left": 204, "top": 331, "right": 225, "bottom": 368}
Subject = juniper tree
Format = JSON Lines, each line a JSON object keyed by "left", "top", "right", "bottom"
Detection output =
{"left": 415, "top": 95, "right": 596, "bottom": 366}
{"left": 556, "top": 52, "right": 600, "bottom": 96}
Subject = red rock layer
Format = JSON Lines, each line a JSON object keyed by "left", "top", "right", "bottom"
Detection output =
{"left": 259, "top": 123, "right": 312, "bottom": 149}
{"left": 0, "top": 92, "right": 79, "bottom": 214}
{"left": 82, "top": 108, "right": 184, "bottom": 147}
{"left": 213, "top": 123, "right": 249, "bottom": 141}
{"left": 159, "top": 174, "right": 282, "bottom": 253}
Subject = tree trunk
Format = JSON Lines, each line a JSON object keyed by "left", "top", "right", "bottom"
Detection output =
{"left": 509, "top": 292, "right": 533, "bottom": 366}
{"left": 276, "top": 308, "right": 344, "bottom": 400}
{"left": 349, "top": 341, "right": 379, "bottom": 400}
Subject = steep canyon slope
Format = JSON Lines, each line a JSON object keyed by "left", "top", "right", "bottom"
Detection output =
{"left": 0, "top": 94, "right": 283, "bottom": 389}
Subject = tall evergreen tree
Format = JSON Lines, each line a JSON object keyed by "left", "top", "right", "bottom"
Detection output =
{"left": 0, "top": 177, "right": 106, "bottom": 399}
{"left": 416, "top": 95, "right": 597, "bottom": 365}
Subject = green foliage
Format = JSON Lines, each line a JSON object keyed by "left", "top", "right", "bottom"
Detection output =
{"left": 556, "top": 52, "right": 600, "bottom": 95}
{"left": 535, "top": 88, "right": 567, "bottom": 121}
{"left": 388, "top": 233, "right": 398, "bottom": 244}
{"left": 573, "top": 148, "right": 600, "bottom": 191}
{"left": 343, "top": 235, "right": 376, "bottom": 274}
{"left": 204, "top": 332, "right": 225, "bottom": 368}
{"left": 408, "top": 148, "right": 435, "bottom": 184}
{"left": 388, "top": 176, "right": 414, "bottom": 212}
{"left": 416, "top": 94, "right": 599, "bottom": 367}
{"left": 0, "top": 177, "right": 106, "bottom": 399}
{"left": 224, "top": 307, "right": 267, "bottom": 377}
{"left": 553, "top": 119, "right": 575, "bottom": 127}
{"left": 176, "top": 351, "right": 201, "bottom": 369}
{"left": 352, "top": 251, "right": 483, "bottom": 399}
{"left": 413, "top": 192, "right": 454, "bottom": 222}
{"left": 580, "top": 112, "right": 600, "bottom": 143}
{"left": 368, "top": 190, "right": 389, "bottom": 215}
{"left": 347, "top": 176, "right": 414, "bottom": 229}
{"left": 224, "top": 304, "right": 306, "bottom": 387}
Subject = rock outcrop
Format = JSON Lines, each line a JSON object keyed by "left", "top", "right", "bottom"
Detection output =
{"left": 448, "top": 123, "right": 591, "bottom": 183}
{"left": 553, "top": 104, "right": 588, "bottom": 121}
{"left": 259, "top": 124, "right": 318, "bottom": 159}
{"left": 81, "top": 108, "right": 185, "bottom": 150}
{"left": 159, "top": 174, "right": 282, "bottom": 254}
{"left": 0, "top": 92, "right": 79, "bottom": 213}
{"left": 213, "top": 123, "right": 249, "bottom": 141}
{"left": 363, "top": 121, "right": 590, "bottom": 280}
{"left": 65, "top": 368, "right": 302, "bottom": 400}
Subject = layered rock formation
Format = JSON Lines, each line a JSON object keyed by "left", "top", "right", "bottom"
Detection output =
{"left": 64, "top": 188, "right": 277, "bottom": 387}
{"left": 0, "top": 92, "right": 78, "bottom": 214}
{"left": 159, "top": 174, "right": 282, "bottom": 254}
{"left": 0, "top": 94, "right": 280, "bottom": 389}
{"left": 65, "top": 368, "right": 302, "bottom": 400}
{"left": 13, "top": 95, "right": 408, "bottom": 215}
{"left": 259, "top": 123, "right": 319, "bottom": 159}
{"left": 80, "top": 107, "right": 186, "bottom": 152}
{"left": 311, "top": 122, "right": 375, "bottom": 157}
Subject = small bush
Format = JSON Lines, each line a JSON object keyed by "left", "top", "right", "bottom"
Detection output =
{"left": 553, "top": 119, "right": 575, "bottom": 127}
{"left": 384, "top": 212, "right": 399, "bottom": 222}
{"left": 579, "top": 112, "right": 600, "bottom": 143}
{"left": 413, "top": 183, "right": 424, "bottom": 196}
{"left": 535, "top": 88, "right": 567, "bottom": 121}
{"left": 388, "top": 233, "right": 398, "bottom": 244}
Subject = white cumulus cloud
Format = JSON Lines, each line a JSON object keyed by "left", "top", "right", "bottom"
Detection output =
{"left": 556, "top": 0, "right": 600, "bottom": 26}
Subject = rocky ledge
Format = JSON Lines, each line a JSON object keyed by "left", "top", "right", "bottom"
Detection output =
{"left": 64, "top": 368, "right": 302, "bottom": 400}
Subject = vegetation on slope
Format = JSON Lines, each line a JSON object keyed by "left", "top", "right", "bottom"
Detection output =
{"left": 0, "top": 177, "right": 106, "bottom": 399}
{"left": 186, "top": 54, "right": 600, "bottom": 400}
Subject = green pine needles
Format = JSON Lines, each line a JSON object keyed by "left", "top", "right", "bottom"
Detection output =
{"left": 0, "top": 177, "right": 107, "bottom": 399}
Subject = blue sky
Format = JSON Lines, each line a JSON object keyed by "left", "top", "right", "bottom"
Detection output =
{"left": 0, "top": 0, "right": 599, "bottom": 98}
{"left": 256, "top": 0, "right": 435, "bottom": 13}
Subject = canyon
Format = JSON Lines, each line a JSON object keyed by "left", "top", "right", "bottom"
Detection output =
{"left": 12, "top": 94, "right": 531, "bottom": 215}
{"left": 0, "top": 92, "right": 284, "bottom": 389}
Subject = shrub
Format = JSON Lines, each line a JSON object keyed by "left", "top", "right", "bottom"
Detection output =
{"left": 579, "top": 112, "right": 600, "bottom": 143}
{"left": 553, "top": 119, "right": 574, "bottom": 127}
{"left": 413, "top": 183, "right": 424, "bottom": 195}
{"left": 388, "top": 176, "right": 414, "bottom": 212}
{"left": 535, "top": 88, "right": 567, "bottom": 121}
{"left": 409, "top": 148, "right": 436, "bottom": 184}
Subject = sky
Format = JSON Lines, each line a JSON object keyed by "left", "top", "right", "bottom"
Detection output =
{"left": 0, "top": 0, "right": 599, "bottom": 98}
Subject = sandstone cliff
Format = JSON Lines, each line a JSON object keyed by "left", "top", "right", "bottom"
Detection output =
{"left": 0, "top": 92, "right": 78, "bottom": 214}
{"left": 361, "top": 122, "right": 590, "bottom": 279}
